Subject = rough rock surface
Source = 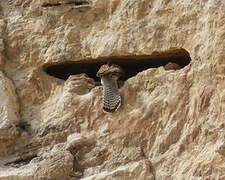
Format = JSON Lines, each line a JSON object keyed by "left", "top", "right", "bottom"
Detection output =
{"left": 0, "top": 0, "right": 225, "bottom": 179}
{"left": 33, "top": 150, "right": 74, "bottom": 180}
{"left": 0, "top": 71, "right": 21, "bottom": 158}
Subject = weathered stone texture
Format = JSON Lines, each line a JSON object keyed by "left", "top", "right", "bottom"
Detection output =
{"left": 33, "top": 150, "right": 74, "bottom": 180}
{"left": 0, "top": 0, "right": 224, "bottom": 179}
{"left": 0, "top": 71, "right": 21, "bottom": 157}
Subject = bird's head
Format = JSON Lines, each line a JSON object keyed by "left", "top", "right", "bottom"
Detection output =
{"left": 96, "top": 63, "right": 124, "bottom": 79}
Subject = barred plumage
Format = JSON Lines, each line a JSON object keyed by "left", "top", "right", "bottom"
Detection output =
{"left": 101, "top": 76, "right": 121, "bottom": 112}
{"left": 97, "top": 64, "right": 124, "bottom": 113}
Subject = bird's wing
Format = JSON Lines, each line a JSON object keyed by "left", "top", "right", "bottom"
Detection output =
{"left": 101, "top": 76, "right": 121, "bottom": 113}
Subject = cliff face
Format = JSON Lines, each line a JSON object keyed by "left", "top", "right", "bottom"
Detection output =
{"left": 0, "top": 0, "right": 225, "bottom": 179}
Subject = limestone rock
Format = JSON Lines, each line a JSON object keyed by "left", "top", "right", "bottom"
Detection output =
{"left": 0, "top": 71, "right": 20, "bottom": 157}
{"left": 33, "top": 150, "right": 73, "bottom": 180}
{"left": 0, "top": 164, "right": 37, "bottom": 180}
{"left": 64, "top": 74, "right": 95, "bottom": 95}
{"left": 66, "top": 133, "right": 95, "bottom": 152}
{"left": 0, "top": 0, "right": 224, "bottom": 179}
{"left": 164, "top": 62, "right": 181, "bottom": 70}
{"left": 0, "top": 39, "right": 4, "bottom": 52}
{"left": 0, "top": 18, "right": 6, "bottom": 67}
{"left": 81, "top": 160, "right": 155, "bottom": 180}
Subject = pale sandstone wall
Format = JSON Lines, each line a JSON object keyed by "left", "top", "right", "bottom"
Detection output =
{"left": 0, "top": 0, "right": 224, "bottom": 179}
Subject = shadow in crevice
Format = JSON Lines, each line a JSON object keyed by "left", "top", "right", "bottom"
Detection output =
{"left": 42, "top": 0, "right": 89, "bottom": 8}
{"left": 4, "top": 155, "right": 37, "bottom": 168}
{"left": 43, "top": 49, "right": 191, "bottom": 82}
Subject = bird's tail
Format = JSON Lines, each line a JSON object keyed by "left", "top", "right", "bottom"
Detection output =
{"left": 103, "top": 80, "right": 121, "bottom": 113}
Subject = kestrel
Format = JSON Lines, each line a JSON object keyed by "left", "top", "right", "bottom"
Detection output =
{"left": 97, "top": 64, "right": 124, "bottom": 113}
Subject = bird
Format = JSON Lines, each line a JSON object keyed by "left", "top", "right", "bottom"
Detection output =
{"left": 96, "top": 63, "right": 124, "bottom": 113}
